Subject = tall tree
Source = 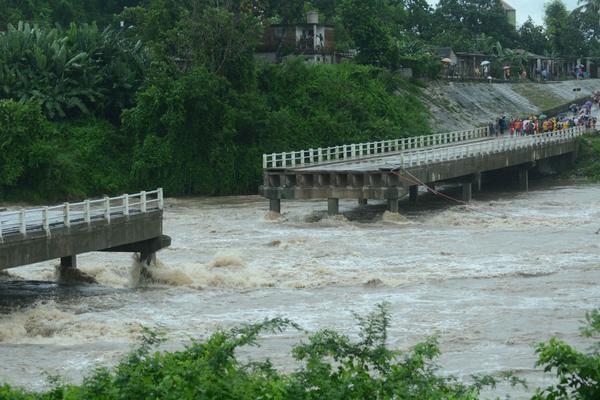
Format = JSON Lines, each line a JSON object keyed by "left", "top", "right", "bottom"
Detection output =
{"left": 518, "top": 17, "right": 548, "bottom": 55}
{"left": 337, "top": 0, "right": 398, "bottom": 68}
{"left": 431, "top": 0, "right": 517, "bottom": 51}
{"left": 545, "top": 0, "right": 587, "bottom": 57}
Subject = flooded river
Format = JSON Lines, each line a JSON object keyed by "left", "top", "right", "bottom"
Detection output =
{"left": 1, "top": 179, "right": 600, "bottom": 397}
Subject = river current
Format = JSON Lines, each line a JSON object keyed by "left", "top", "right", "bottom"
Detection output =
{"left": 1, "top": 179, "right": 600, "bottom": 398}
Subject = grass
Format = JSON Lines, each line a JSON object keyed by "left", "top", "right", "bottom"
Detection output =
{"left": 513, "top": 83, "right": 565, "bottom": 111}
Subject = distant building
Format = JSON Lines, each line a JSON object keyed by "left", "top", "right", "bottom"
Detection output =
{"left": 501, "top": 1, "right": 516, "bottom": 28}
{"left": 432, "top": 47, "right": 457, "bottom": 65}
{"left": 256, "top": 11, "right": 337, "bottom": 64}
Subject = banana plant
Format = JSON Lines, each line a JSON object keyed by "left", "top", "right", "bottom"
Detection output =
{"left": 0, "top": 21, "right": 148, "bottom": 120}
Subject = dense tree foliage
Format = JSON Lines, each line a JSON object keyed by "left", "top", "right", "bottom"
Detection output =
{"left": 125, "top": 61, "right": 430, "bottom": 195}
{"left": 429, "top": 0, "right": 517, "bottom": 52}
{"left": 1, "top": 0, "right": 600, "bottom": 202}
{"left": 0, "top": 0, "right": 139, "bottom": 29}
{"left": 0, "top": 22, "right": 148, "bottom": 121}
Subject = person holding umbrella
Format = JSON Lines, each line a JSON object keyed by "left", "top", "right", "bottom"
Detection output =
{"left": 503, "top": 65, "right": 511, "bottom": 80}
{"left": 481, "top": 60, "right": 491, "bottom": 79}
{"left": 441, "top": 57, "right": 452, "bottom": 79}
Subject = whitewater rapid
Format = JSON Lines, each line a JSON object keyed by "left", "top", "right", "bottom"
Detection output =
{"left": 1, "top": 179, "right": 600, "bottom": 398}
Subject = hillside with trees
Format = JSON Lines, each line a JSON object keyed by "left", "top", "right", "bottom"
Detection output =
{"left": 1, "top": 0, "right": 599, "bottom": 200}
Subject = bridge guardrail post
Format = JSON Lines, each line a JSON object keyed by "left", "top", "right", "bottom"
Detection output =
{"left": 19, "top": 209, "right": 26, "bottom": 236}
{"left": 43, "top": 207, "right": 49, "bottom": 236}
{"left": 158, "top": 188, "right": 164, "bottom": 210}
{"left": 63, "top": 203, "right": 70, "bottom": 227}
{"left": 84, "top": 200, "right": 91, "bottom": 225}
{"left": 123, "top": 194, "right": 130, "bottom": 216}
{"left": 141, "top": 191, "right": 147, "bottom": 213}
{"left": 104, "top": 196, "right": 111, "bottom": 224}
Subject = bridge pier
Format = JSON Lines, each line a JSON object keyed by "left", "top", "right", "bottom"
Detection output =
{"left": 269, "top": 199, "right": 281, "bottom": 214}
{"left": 140, "top": 251, "right": 157, "bottom": 267}
{"left": 518, "top": 169, "right": 529, "bottom": 192}
{"left": 56, "top": 255, "right": 96, "bottom": 284}
{"left": 474, "top": 172, "right": 482, "bottom": 192}
{"left": 387, "top": 199, "right": 399, "bottom": 213}
{"left": 328, "top": 198, "right": 339, "bottom": 216}
{"left": 409, "top": 185, "right": 419, "bottom": 205}
{"left": 60, "top": 255, "right": 77, "bottom": 268}
{"left": 462, "top": 182, "right": 473, "bottom": 202}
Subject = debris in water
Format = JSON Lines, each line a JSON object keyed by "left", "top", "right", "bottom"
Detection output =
{"left": 364, "top": 278, "right": 384, "bottom": 287}
{"left": 208, "top": 252, "right": 245, "bottom": 268}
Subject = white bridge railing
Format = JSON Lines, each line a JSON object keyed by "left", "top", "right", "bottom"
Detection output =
{"left": 263, "top": 126, "right": 490, "bottom": 169}
{"left": 395, "top": 126, "right": 587, "bottom": 169}
{"left": 0, "top": 188, "right": 163, "bottom": 241}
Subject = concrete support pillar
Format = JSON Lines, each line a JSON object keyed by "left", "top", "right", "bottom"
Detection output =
{"left": 269, "top": 199, "right": 281, "bottom": 214}
{"left": 474, "top": 172, "right": 482, "bottom": 192}
{"left": 518, "top": 169, "right": 529, "bottom": 192}
{"left": 328, "top": 198, "right": 339, "bottom": 216}
{"left": 358, "top": 199, "right": 368, "bottom": 206}
{"left": 409, "top": 185, "right": 419, "bottom": 205}
{"left": 387, "top": 199, "right": 399, "bottom": 213}
{"left": 462, "top": 182, "right": 472, "bottom": 203}
{"left": 141, "top": 252, "right": 156, "bottom": 267}
{"left": 56, "top": 254, "right": 95, "bottom": 284}
{"left": 60, "top": 255, "right": 77, "bottom": 269}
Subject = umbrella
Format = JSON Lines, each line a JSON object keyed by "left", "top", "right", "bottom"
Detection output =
{"left": 480, "top": 60, "right": 491, "bottom": 66}
{"left": 441, "top": 58, "right": 452, "bottom": 63}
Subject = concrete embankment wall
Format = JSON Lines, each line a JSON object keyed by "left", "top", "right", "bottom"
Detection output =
{"left": 420, "top": 80, "right": 600, "bottom": 132}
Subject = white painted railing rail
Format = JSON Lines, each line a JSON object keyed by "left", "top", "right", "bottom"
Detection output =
{"left": 263, "top": 126, "right": 490, "bottom": 169}
{"left": 394, "top": 126, "right": 587, "bottom": 169}
{"left": 0, "top": 188, "right": 163, "bottom": 240}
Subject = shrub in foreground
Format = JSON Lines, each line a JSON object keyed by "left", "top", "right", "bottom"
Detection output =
{"left": 0, "top": 304, "right": 495, "bottom": 400}
{"left": 6, "top": 303, "right": 600, "bottom": 399}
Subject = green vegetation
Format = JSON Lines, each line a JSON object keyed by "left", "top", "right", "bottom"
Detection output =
{"left": 0, "top": 305, "right": 514, "bottom": 399}
{"left": 125, "top": 62, "right": 429, "bottom": 196}
{"left": 573, "top": 136, "right": 600, "bottom": 181}
{"left": 2, "top": 304, "right": 600, "bottom": 399}
{"left": 2, "top": 0, "right": 600, "bottom": 201}
{"left": 512, "top": 84, "right": 565, "bottom": 112}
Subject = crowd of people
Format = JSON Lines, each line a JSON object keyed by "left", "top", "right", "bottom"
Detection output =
{"left": 491, "top": 96, "right": 599, "bottom": 136}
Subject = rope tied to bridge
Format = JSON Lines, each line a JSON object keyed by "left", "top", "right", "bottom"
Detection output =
{"left": 390, "top": 167, "right": 509, "bottom": 219}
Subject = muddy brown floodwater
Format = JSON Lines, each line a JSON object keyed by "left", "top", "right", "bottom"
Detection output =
{"left": 1, "top": 178, "right": 600, "bottom": 398}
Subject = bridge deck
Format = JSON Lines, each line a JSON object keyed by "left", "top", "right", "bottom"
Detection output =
{"left": 290, "top": 137, "right": 496, "bottom": 172}
{"left": 260, "top": 127, "right": 590, "bottom": 213}
{"left": 0, "top": 189, "right": 170, "bottom": 271}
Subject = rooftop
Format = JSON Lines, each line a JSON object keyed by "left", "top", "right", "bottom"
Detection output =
{"left": 501, "top": 1, "right": 515, "bottom": 12}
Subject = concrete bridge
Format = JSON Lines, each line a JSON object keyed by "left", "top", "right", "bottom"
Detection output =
{"left": 0, "top": 189, "right": 170, "bottom": 278}
{"left": 260, "top": 126, "right": 589, "bottom": 214}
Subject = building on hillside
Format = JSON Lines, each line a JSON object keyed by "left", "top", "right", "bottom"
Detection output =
{"left": 456, "top": 51, "right": 489, "bottom": 79}
{"left": 255, "top": 11, "right": 337, "bottom": 64}
{"left": 432, "top": 47, "right": 458, "bottom": 65}
{"left": 432, "top": 47, "right": 458, "bottom": 78}
{"left": 501, "top": 1, "right": 516, "bottom": 28}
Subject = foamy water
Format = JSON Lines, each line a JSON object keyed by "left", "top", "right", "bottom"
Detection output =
{"left": 1, "top": 179, "right": 600, "bottom": 398}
